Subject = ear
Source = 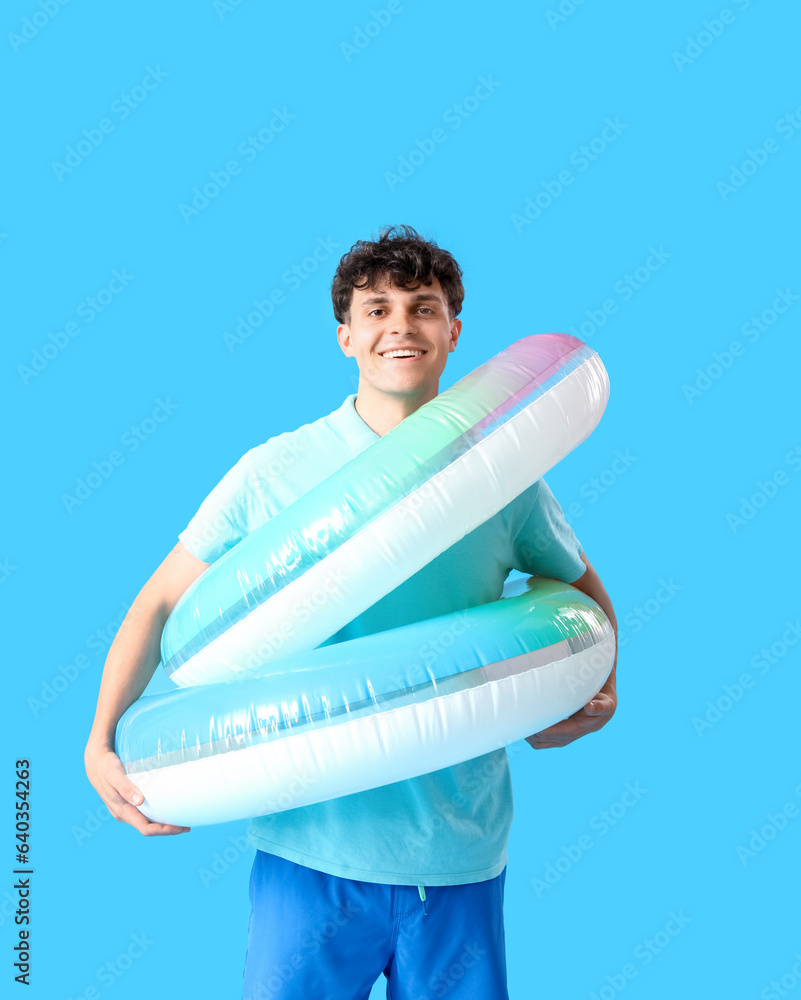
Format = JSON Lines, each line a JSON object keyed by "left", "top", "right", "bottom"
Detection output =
{"left": 448, "top": 318, "right": 462, "bottom": 352}
{"left": 337, "top": 323, "right": 354, "bottom": 357}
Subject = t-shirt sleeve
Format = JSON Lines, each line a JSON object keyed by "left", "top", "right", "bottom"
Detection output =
{"left": 178, "top": 452, "right": 255, "bottom": 564}
{"left": 511, "top": 478, "right": 585, "bottom": 583}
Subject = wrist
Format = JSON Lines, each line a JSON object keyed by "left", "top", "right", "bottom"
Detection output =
{"left": 85, "top": 729, "right": 117, "bottom": 758}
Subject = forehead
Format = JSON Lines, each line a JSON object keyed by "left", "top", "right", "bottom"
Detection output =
{"left": 351, "top": 275, "right": 446, "bottom": 306}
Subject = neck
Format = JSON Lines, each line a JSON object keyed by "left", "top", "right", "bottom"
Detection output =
{"left": 353, "top": 382, "right": 439, "bottom": 437}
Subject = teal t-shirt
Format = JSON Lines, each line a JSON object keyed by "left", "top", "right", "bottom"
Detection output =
{"left": 178, "top": 394, "right": 585, "bottom": 886}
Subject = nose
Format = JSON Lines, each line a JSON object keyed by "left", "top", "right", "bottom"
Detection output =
{"left": 386, "top": 305, "right": 418, "bottom": 336}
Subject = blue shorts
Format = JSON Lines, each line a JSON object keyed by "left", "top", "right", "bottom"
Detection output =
{"left": 242, "top": 850, "right": 509, "bottom": 1000}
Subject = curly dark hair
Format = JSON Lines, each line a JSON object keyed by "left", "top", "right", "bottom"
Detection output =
{"left": 331, "top": 224, "right": 464, "bottom": 325}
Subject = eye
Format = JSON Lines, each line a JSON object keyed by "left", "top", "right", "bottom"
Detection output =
{"left": 368, "top": 309, "right": 384, "bottom": 316}
{"left": 419, "top": 307, "right": 434, "bottom": 314}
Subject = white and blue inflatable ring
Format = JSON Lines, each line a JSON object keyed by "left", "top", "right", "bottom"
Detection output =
{"left": 117, "top": 577, "right": 614, "bottom": 827}
{"left": 115, "top": 333, "right": 613, "bottom": 827}
{"left": 161, "top": 333, "right": 610, "bottom": 687}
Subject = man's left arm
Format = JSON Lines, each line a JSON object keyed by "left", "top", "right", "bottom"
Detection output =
{"left": 525, "top": 552, "right": 617, "bottom": 750}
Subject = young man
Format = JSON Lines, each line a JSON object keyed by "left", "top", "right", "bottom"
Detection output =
{"left": 85, "top": 225, "right": 617, "bottom": 999}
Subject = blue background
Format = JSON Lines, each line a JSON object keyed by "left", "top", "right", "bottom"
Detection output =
{"left": 3, "top": 0, "right": 800, "bottom": 997}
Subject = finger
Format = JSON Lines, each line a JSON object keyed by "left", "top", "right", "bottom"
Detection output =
{"left": 143, "top": 822, "right": 191, "bottom": 836}
{"left": 115, "top": 780, "right": 145, "bottom": 808}
{"left": 99, "top": 775, "right": 190, "bottom": 836}
{"left": 113, "top": 799, "right": 190, "bottom": 836}
{"left": 529, "top": 717, "right": 604, "bottom": 746}
{"left": 583, "top": 703, "right": 613, "bottom": 717}
{"left": 534, "top": 713, "right": 586, "bottom": 738}
{"left": 583, "top": 693, "right": 616, "bottom": 716}
{"left": 103, "top": 755, "right": 147, "bottom": 808}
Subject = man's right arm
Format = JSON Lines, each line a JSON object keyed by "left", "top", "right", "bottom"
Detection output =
{"left": 83, "top": 541, "right": 209, "bottom": 837}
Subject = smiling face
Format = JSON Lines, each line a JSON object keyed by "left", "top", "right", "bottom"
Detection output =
{"left": 336, "top": 274, "right": 462, "bottom": 423}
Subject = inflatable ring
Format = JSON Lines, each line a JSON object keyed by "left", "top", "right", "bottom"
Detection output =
{"left": 116, "top": 576, "right": 615, "bottom": 827}
{"left": 161, "top": 333, "right": 609, "bottom": 687}
{"left": 115, "top": 333, "right": 613, "bottom": 826}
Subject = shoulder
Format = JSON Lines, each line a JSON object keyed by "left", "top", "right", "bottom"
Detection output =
{"left": 243, "top": 401, "right": 348, "bottom": 473}
{"left": 236, "top": 399, "right": 357, "bottom": 516}
{"left": 510, "top": 478, "right": 543, "bottom": 517}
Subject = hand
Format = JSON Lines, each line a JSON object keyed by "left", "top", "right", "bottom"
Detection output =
{"left": 525, "top": 673, "right": 616, "bottom": 750}
{"left": 84, "top": 742, "right": 190, "bottom": 836}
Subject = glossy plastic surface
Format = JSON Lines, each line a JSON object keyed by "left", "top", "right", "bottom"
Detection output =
{"left": 115, "top": 333, "right": 612, "bottom": 826}
{"left": 162, "top": 334, "right": 609, "bottom": 687}
{"left": 117, "top": 577, "right": 615, "bottom": 826}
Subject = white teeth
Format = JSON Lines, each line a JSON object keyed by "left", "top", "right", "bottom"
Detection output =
{"left": 381, "top": 350, "right": 424, "bottom": 358}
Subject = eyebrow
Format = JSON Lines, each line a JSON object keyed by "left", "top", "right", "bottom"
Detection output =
{"left": 361, "top": 293, "right": 441, "bottom": 306}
